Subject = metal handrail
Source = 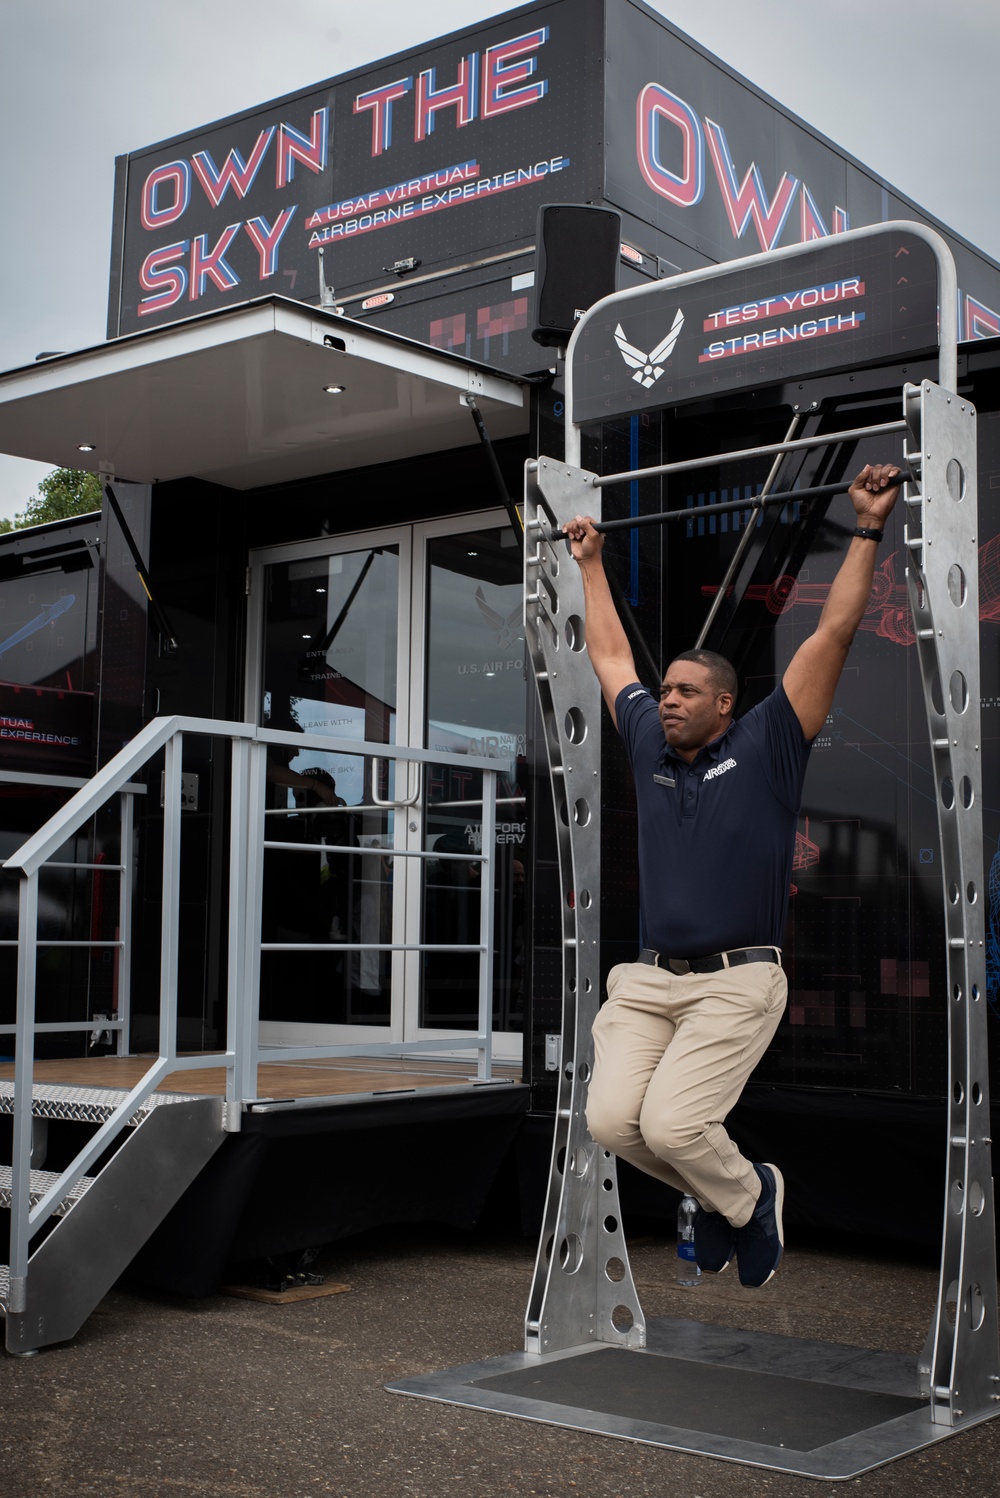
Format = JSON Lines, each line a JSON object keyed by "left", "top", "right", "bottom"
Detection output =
{"left": 0, "top": 770, "right": 147, "bottom": 794}
{"left": 3, "top": 716, "right": 506, "bottom": 1308}
{"left": 254, "top": 725, "right": 510, "bottom": 767}
{"left": 265, "top": 794, "right": 524, "bottom": 815}
{"left": 3, "top": 715, "right": 254, "bottom": 878}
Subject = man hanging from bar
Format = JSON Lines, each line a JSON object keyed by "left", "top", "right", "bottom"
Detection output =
{"left": 563, "top": 462, "right": 901, "bottom": 1287}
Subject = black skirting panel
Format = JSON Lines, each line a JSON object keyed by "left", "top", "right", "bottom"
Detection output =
{"left": 127, "top": 1086, "right": 529, "bottom": 1297}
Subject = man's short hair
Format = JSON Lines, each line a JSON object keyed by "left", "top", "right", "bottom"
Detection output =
{"left": 669, "top": 649, "right": 737, "bottom": 703}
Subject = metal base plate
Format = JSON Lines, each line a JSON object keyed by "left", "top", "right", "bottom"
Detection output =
{"left": 387, "top": 1318, "right": 996, "bottom": 1480}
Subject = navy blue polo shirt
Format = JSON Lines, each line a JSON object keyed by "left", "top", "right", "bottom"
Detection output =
{"left": 615, "top": 680, "right": 812, "bottom": 957}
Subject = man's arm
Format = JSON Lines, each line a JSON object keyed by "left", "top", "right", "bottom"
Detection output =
{"left": 783, "top": 463, "right": 901, "bottom": 740}
{"left": 562, "top": 516, "right": 639, "bottom": 726}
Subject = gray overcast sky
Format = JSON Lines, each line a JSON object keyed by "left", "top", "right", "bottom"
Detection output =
{"left": 1, "top": 0, "right": 998, "bottom": 520}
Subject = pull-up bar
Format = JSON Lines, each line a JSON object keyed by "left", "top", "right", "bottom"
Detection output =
{"left": 584, "top": 418, "right": 908, "bottom": 490}
{"left": 533, "top": 410, "right": 909, "bottom": 539}
{"left": 540, "top": 476, "right": 905, "bottom": 542}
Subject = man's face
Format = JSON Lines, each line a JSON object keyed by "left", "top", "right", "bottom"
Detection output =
{"left": 658, "top": 661, "right": 732, "bottom": 755}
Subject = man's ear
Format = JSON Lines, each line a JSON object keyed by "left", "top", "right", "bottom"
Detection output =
{"left": 718, "top": 692, "right": 734, "bottom": 719}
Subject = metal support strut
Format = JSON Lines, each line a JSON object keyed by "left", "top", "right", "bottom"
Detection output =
{"left": 902, "top": 380, "right": 999, "bottom": 1425}
{"left": 522, "top": 457, "right": 645, "bottom": 1355}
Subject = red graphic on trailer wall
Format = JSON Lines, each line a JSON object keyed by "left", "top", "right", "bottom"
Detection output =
{"left": 793, "top": 816, "right": 820, "bottom": 872}
{"left": 477, "top": 297, "right": 528, "bottom": 341}
{"left": 701, "top": 535, "right": 1000, "bottom": 647}
{"left": 429, "top": 312, "right": 468, "bottom": 351}
{"left": 0, "top": 682, "right": 94, "bottom": 776}
{"left": 605, "top": 0, "right": 1000, "bottom": 340}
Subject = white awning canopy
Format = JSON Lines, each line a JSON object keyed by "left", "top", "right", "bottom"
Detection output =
{"left": 0, "top": 298, "right": 528, "bottom": 491}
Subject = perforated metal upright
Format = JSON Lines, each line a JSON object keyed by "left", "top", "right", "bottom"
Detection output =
{"left": 522, "top": 458, "right": 645, "bottom": 1357}
{"left": 901, "top": 377, "right": 1000, "bottom": 1424}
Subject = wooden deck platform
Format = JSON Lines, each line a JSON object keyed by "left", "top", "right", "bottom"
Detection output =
{"left": 0, "top": 1054, "right": 523, "bottom": 1104}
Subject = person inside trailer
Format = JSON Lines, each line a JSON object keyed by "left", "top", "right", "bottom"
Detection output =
{"left": 563, "top": 462, "right": 901, "bottom": 1287}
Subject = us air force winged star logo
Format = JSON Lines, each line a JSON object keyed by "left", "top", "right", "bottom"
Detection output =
{"left": 475, "top": 586, "right": 521, "bottom": 648}
{"left": 613, "top": 309, "right": 685, "bottom": 388}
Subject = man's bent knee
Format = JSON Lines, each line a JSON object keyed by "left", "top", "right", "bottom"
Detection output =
{"left": 640, "top": 1111, "right": 705, "bottom": 1163}
{"left": 586, "top": 1098, "right": 643, "bottom": 1156}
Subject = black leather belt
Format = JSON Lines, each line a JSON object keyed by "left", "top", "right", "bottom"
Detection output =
{"left": 638, "top": 946, "right": 780, "bottom": 974}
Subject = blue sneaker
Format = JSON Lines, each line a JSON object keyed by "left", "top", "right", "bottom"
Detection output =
{"left": 694, "top": 1205, "right": 737, "bottom": 1273}
{"left": 736, "top": 1164, "right": 784, "bottom": 1288}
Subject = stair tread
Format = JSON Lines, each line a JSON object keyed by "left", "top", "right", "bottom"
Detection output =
{"left": 0, "top": 1163, "right": 95, "bottom": 1216}
{"left": 0, "top": 1080, "right": 204, "bottom": 1124}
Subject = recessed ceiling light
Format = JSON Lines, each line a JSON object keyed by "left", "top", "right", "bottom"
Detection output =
{"left": 77, "top": 443, "right": 96, "bottom": 452}
{"left": 323, "top": 384, "right": 346, "bottom": 395}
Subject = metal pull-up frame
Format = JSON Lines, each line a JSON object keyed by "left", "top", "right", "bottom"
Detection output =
{"left": 518, "top": 223, "right": 999, "bottom": 1466}
{"left": 390, "top": 223, "right": 999, "bottom": 1478}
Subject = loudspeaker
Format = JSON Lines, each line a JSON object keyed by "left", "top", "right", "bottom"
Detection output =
{"left": 532, "top": 203, "right": 621, "bottom": 348}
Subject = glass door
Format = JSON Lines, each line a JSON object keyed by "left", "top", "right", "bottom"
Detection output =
{"left": 247, "top": 526, "right": 411, "bottom": 1047}
{"left": 247, "top": 509, "right": 525, "bottom": 1061}
{"left": 406, "top": 518, "right": 526, "bottom": 1058}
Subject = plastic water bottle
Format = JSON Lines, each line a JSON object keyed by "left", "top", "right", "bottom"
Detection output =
{"left": 676, "top": 1195, "right": 701, "bottom": 1287}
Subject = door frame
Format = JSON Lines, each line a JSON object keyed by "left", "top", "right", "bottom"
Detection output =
{"left": 245, "top": 507, "right": 523, "bottom": 1063}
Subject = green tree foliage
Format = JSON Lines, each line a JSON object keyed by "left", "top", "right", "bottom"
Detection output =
{"left": 0, "top": 468, "right": 103, "bottom": 534}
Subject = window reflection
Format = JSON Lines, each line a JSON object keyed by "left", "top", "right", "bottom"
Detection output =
{"left": 421, "top": 528, "right": 527, "bottom": 1034}
{"left": 258, "top": 546, "right": 400, "bottom": 1026}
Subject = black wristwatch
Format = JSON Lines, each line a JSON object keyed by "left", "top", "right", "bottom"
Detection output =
{"left": 853, "top": 526, "right": 884, "bottom": 543}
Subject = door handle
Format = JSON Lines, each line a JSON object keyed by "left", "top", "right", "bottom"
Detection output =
{"left": 370, "top": 757, "right": 422, "bottom": 809}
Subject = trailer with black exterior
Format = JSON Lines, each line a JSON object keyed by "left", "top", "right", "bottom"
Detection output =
{"left": 1, "top": 3, "right": 1000, "bottom": 1428}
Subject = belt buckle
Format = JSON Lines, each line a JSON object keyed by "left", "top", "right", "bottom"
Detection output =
{"left": 667, "top": 957, "right": 691, "bottom": 976}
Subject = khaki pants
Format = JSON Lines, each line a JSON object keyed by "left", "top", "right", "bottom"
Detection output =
{"left": 586, "top": 958, "right": 787, "bottom": 1228}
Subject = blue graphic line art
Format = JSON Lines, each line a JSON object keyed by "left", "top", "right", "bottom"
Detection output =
{"left": 833, "top": 707, "right": 935, "bottom": 780}
{"left": 830, "top": 730, "right": 937, "bottom": 806}
{"left": 988, "top": 837, "right": 1000, "bottom": 1018}
{"left": 0, "top": 595, "right": 75, "bottom": 658}
{"left": 628, "top": 415, "right": 639, "bottom": 607}
{"left": 832, "top": 708, "right": 1000, "bottom": 822}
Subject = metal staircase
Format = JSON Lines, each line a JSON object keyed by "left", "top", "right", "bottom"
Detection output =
{"left": 0, "top": 1089, "right": 224, "bottom": 1353}
{"left": 1, "top": 712, "right": 506, "bottom": 1354}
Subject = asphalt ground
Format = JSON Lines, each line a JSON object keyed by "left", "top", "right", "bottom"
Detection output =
{"left": 2, "top": 1223, "right": 999, "bottom": 1498}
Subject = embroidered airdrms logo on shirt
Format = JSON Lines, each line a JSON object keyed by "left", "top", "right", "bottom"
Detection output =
{"left": 703, "top": 756, "right": 737, "bottom": 782}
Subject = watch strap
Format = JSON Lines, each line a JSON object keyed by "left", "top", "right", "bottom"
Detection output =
{"left": 853, "top": 525, "right": 884, "bottom": 543}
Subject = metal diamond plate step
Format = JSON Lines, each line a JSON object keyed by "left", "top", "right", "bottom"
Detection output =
{"left": 0, "top": 1265, "right": 8, "bottom": 1309}
{"left": 0, "top": 1164, "right": 95, "bottom": 1216}
{"left": 0, "top": 1081, "right": 204, "bottom": 1126}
